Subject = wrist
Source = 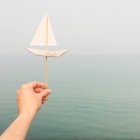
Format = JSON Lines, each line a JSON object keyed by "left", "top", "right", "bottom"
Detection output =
{"left": 18, "top": 110, "right": 37, "bottom": 121}
{"left": 17, "top": 113, "right": 36, "bottom": 126}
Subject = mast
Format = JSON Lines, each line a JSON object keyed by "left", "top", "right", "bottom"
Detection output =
{"left": 45, "top": 16, "right": 48, "bottom": 85}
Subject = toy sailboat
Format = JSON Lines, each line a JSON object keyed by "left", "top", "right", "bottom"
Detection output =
{"left": 27, "top": 14, "right": 68, "bottom": 84}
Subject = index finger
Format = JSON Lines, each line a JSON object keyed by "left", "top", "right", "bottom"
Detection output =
{"left": 27, "top": 81, "right": 48, "bottom": 89}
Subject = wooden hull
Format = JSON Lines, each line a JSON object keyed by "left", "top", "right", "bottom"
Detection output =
{"left": 26, "top": 48, "right": 69, "bottom": 57}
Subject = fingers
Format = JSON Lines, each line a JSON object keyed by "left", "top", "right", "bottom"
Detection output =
{"left": 42, "top": 96, "right": 48, "bottom": 104}
{"left": 27, "top": 81, "right": 48, "bottom": 89}
{"left": 39, "top": 89, "right": 52, "bottom": 99}
{"left": 34, "top": 88, "right": 44, "bottom": 93}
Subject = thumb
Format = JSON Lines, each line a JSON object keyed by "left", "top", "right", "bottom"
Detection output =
{"left": 39, "top": 89, "right": 52, "bottom": 98}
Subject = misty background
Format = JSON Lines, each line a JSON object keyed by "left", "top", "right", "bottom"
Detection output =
{"left": 0, "top": 0, "right": 140, "bottom": 56}
{"left": 1, "top": 1, "right": 140, "bottom": 139}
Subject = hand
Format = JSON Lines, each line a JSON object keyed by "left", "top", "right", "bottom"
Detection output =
{"left": 16, "top": 82, "right": 52, "bottom": 116}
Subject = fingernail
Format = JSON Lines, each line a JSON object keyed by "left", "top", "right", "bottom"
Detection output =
{"left": 48, "top": 89, "right": 52, "bottom": 94}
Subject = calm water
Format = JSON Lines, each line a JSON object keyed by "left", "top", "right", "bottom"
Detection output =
{"left": 0, "top": 54, "right": 140, "bottom": 140}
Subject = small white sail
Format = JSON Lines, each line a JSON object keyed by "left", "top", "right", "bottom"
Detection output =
{"left": 31, "top": 15, "right": 57, "bottom": 46}
{"left": 26, "top": 48, "right": 69, "bottom": 57}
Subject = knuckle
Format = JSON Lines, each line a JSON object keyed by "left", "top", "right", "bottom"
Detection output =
{"left": 21, "top": 84, "right": 26, "bottom": 88}
{"left": 32, "top": 81, "right": 37, "bottom": 85}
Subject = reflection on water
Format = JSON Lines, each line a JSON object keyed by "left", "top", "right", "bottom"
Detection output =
{"left": 0, "top": 54, "right": 140, "bottom": 139}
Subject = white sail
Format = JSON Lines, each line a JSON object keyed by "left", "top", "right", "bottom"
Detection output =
{"left": 31, "top": 15, "right": 57, "bottom": 46}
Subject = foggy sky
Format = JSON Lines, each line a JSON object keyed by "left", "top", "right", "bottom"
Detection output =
{"left": 0, "top": 0, "right": 140, "bottom": 55}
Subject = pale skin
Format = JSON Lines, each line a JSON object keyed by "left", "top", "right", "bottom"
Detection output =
{"left": 0, "top": 82, "right": 52, "bottom": 140}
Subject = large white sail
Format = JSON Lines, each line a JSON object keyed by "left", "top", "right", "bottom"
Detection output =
{"left": 31, "top": 15, "right": 57, "bottom": 46}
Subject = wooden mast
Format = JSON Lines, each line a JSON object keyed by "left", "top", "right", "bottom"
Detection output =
{"left": 45, "top": 16, "right": 48, "bottom": 85}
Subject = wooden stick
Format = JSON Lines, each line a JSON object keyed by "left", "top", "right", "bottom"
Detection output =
{"left": 45, "top": 57, "right": 48, "bottom": 84}
{"left": 45, "top": 17, "right": 48, "bottom": 85}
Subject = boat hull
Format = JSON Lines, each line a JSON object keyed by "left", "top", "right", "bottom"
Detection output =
{"left": 26, "top": 48, "right": 69, "bottom": 57}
